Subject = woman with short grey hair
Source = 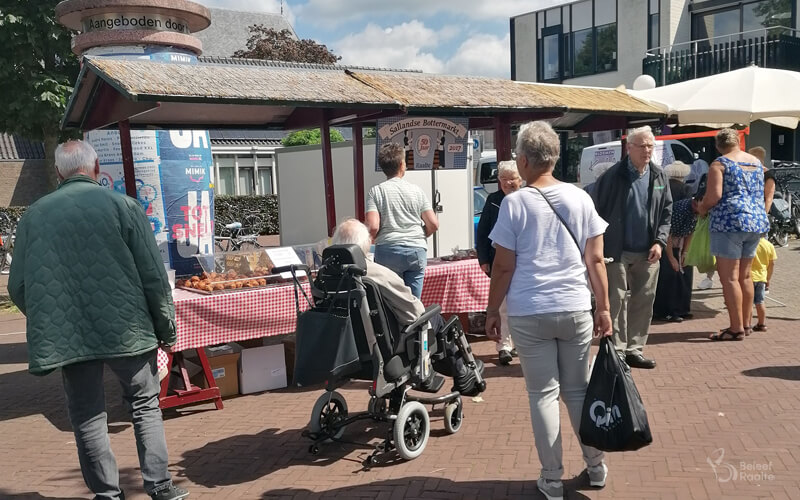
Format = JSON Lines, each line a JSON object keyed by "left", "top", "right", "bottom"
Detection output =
{"left": 486, "top": 121, "right": 612, "bottom": 499}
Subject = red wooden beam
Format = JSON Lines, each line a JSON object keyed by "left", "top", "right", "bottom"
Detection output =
{"left": 494, "top": 115, "right": 512, "bottom": 161}
{"left": 119, "top": 119, "right": 137, "bottom": 199}
{"left": 352, "top": 123, "right": 365, "bottom": 221}
{"left": 320, "top": 111, "right": 337, "bottom": 236}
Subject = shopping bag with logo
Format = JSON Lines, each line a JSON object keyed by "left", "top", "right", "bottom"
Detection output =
{"left": 684, "top": 215, "right": 716, "bottom": 274}
{"left": 579, "top": 337, "right": 652, "bottom": 452}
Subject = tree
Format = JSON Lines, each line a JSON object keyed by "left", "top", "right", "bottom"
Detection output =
{"left": 282, "top": 129, "right": 345, "bottom": 147}
{"left": 0, "top": 1, "right": 80, "bottom": 192}
{"left": 233, "top": 26, "right": 340, "bottom": 64}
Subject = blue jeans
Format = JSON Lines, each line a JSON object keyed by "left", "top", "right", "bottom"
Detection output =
{"left": 61, "top": 350, "right": 174, "bottom": 499}
{"left": 374, "top": 244, "right": 427, "bottom": 298}
{"left": 709, "top": 231, "right": 761, "bottom": 259}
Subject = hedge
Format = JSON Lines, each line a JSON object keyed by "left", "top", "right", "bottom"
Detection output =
{"left": 0, "top": 195, "right": 279, "bottom": 236}
{"left": 212, "top": 195, "right": 279, "bottom": 235}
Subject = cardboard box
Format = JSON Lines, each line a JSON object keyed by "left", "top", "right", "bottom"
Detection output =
{"left": 190, "top": 352, "right": 241, "bottom": 398}
{"left": 239, "top": 344, "right": 287, "bottom": 394}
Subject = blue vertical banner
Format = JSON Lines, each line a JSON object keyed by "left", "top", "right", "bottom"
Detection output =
{"left": 158, "top": 130, "right": 215, "bottom": 276}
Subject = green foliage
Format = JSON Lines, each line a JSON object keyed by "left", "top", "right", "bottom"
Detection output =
{"left": 213, "top": 195, "right": 279, "bottom": 235}
{"left": 282, "top": 128, "right": 345, "bottom": 147}
{"left": 364, "top": 127, "right": 377, "bottom": 138}
{"left": 233, "top": 26, "right": 340, "bottom": 64}
{"left": 0, "top": 1, "right": 79, "bottom": 140}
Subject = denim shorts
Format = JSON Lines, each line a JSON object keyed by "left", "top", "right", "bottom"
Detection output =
{"left": 709, "top": 231, "right": 761, "bottom": 259}
{"left": 753, "top": 281, "right": 766, "bottom": 305}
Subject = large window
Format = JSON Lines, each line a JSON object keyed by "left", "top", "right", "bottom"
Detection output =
{"left": 536, "top": 0, "right": 617, "bottom": 82}
{"left": 648, "top": 0, "right": 660, "bottom": 49}
{"left": 216, "top": 155, "right": 236, "bottom": 196}
{"left": 213, "top": 152, "right": 275, "bottom": 196}
{"left": 692, "top": 0, "right": 793, "bottom": 47}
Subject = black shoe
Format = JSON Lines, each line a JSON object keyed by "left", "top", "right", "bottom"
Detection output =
{"left": 498, "top": 350, "right": 512, "bottom": 365}
{"left": 625, "top": 354, "right": 656, "bottom": 369}
{"left": 666, "top": 315, "right": 683, "bottom": 323}
{"left": 150, "top": 485, "right": 189, "bottom": 500}
{"left": 510, "top": 348, "right": 518, "bottom": 357}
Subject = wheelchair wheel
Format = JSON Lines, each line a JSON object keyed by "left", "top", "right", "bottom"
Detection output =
{"left": 443, "top": 398, "right": 463, "bottom": 434}
{"left": 310, "top": 391, "right": 348, "bottom": 442}
{"left": 367, "top": 397, "right": 388, "bottom": 419}
{"left": 393, "top": 401, "right": 430, "bottom": 460}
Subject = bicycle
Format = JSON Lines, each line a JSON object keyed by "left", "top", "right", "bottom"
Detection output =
{"left": 214, "top": 213, "right": 263, "bottom": 253}
{"left": 769, "top": 167, "right": 800, "bottom": 246}
{"left": 0, "top": 212, "right": 17, "bottom": 275}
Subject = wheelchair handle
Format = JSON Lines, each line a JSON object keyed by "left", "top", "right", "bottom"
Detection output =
{"left": 341, "top": 264, "right": 366, "bottom": 276}
{"left": 272, "top": 264, "right": 310, "bottom": 274}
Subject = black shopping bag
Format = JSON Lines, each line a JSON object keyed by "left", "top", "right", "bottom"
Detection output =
{"left": 293, "top": 309, "right": 360, "bottom": 386}
{"left": 579, "top": 337, "right": 653, "bottom": 452}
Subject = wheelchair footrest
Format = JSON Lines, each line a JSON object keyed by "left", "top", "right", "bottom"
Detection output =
{"left": 416, "top": 373, "right": 445, "bottom": 393}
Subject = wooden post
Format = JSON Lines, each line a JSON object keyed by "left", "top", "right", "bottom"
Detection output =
{"left": 320, "top": 112, "right": 337, "bottom": 236}
{"left": 494, "top": 115, "right": 512, "bottom": 161}
{"left": 119, "top": 119, "right": 136, "bottom": 199}
{"left": 352, "top": 122, "right": 365, "bottom": 220}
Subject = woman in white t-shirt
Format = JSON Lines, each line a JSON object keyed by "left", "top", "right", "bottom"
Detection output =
{"left": 486, "top": 121, "right": 613, "bottom": 500}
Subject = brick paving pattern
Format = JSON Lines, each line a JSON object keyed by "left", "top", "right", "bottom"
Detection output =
{"left": 1, "top": 242, "right": 799, "bottom": 499}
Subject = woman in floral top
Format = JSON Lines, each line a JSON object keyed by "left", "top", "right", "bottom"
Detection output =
{"left": 698, "top": 129, "right": 769, "bottom": 341}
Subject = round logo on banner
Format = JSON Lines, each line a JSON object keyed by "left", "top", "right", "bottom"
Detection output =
{"left": 417, "top": 134, "right": 432, "bottom": 156}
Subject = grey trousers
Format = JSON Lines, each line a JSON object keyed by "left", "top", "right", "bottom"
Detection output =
{"left": 508, "top": 311, "right": 604, "bottom": 481}
{"left": 606, "top": 251, "right": 660, "bottom": 356}
{"left": 61, "top": 350, "right": 174, "bottom": 499}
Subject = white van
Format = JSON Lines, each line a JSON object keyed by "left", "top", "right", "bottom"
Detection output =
{"left": 475, "top": 150, "right": 499, "bottom": 194}
{"left": 579, "top": 139, "right": 695, "bottom": 186}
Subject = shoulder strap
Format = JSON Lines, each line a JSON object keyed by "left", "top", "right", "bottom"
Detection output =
{"left": 526, "top": 186, "right": 582, "bottom": 256}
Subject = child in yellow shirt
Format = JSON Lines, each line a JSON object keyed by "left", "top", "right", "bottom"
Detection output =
{"left": 751, "top": 238, "right": 777, "bottom": 332}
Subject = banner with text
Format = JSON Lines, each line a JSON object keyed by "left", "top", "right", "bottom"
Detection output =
{"left": 375, "top": 117, "right": 469, "bottom": 171}
{"left": 85, "top": 129, "right": 170, "bottom": 262}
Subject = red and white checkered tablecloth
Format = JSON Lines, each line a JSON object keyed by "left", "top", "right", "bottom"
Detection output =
{"left": 420, "top": 258, "right": 490, "bottom": 313}
{"left": 157, "top": 260, "right": 488, "bottom": 370}
{"left": 157, "top": 283, "right": 311, "bottom": 370}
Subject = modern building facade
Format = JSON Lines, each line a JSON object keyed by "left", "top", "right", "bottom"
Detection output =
{"left": 511, "top": 0, "right": 800, "bottom": 160}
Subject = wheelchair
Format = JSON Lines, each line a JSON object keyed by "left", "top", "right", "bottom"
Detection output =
{"left": 278, "top": 244, "right": 485, "bottom": 465}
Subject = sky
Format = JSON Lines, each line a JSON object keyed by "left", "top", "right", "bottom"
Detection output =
{"left": 200, "top": 0, "right": 564, "bottom": 78}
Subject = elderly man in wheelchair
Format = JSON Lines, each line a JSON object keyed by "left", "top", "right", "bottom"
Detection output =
{"left": 287, "top": 219, "right": 485, "bottom": 464}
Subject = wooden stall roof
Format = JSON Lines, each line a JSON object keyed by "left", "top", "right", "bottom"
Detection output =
{"left": 63, "top": 56, "right": 668, "bottom": 132}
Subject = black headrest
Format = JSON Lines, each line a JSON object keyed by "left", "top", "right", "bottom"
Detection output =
{"left": 321, "top": 244, "right": 368, "bottom": 275}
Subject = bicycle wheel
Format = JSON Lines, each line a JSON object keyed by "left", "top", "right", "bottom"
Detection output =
{"left": 215, "top": 237, "right": 231, "bottom": 253}
{"left": 236, "top": 239, "right": 262, "bottom": 252}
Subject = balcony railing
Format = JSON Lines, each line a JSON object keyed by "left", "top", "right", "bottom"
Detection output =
{"left": 642, "top": 27, "right": 800, "bottom": 86}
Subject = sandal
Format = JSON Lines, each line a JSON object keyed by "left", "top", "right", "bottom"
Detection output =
{"left": 709, "top": 328, "right": 745, "bottom": 341}
{"left": 744, "top": 326, "right": 753, "bottom": 336}
{"left": 752, "top": 324, "right": 768, "bottom": 332}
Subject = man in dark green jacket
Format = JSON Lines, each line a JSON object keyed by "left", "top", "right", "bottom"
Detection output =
{"left": 8, "top": 140, "right": 188, "bottom": 500}
{"left": 591, "top": 127, "right": 672, "bottom": 370}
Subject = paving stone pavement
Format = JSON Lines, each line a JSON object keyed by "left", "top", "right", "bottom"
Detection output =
{"left": 1, "top": 242, "right": 799, "bottom": 499}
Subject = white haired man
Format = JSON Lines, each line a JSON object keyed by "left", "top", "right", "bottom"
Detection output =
{"left": 8, "top": 140, "right": 188, "bottom": 500}
{"left": 590, "top": 126, "right": 673, "bottom": 369}
{"left": 476, "top": 160, "right": 522, "bottom": 365}
{"left": 332, "top": 218, "right": 483, "bottom": 394}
